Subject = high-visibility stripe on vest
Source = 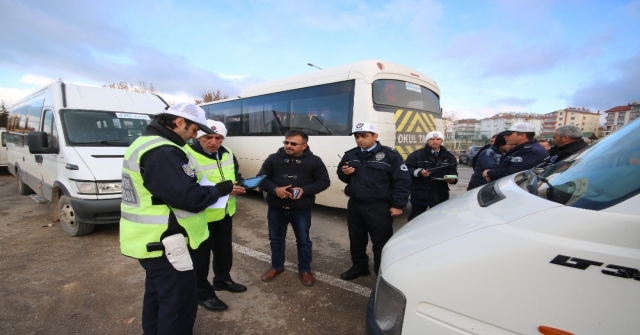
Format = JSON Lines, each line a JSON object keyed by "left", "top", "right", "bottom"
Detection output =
{"left": 120, "top": 136, "right": 208, "bottom": 259}
{"left": 186, "top": 145, "right": 237, "bottom": 222}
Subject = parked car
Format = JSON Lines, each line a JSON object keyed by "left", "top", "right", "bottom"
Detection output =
{"left": 366, "top": 118, "right": 640, "bottom": 335}
{"left": 458, "top": 145, "right": 483, "bottom": 166}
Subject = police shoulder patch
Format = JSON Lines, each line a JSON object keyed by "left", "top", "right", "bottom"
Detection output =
{"left": 182, "top": 164, "right": 196, "bottom": 177}
{"left": 511, "top": 156, "right": 523, "bottom": 163}
{"left": 400, "top": 164, "right": 408, "bottom": 171}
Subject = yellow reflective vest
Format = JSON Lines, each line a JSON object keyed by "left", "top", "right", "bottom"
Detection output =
{"left": 186, "top": 145, "right": 237, "bottom": 222}
{"left": 120, "top": 136, "right": 209, "bottom": 259}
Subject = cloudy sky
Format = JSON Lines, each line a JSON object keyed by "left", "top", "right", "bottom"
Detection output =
{"left": 1, "top": 0, "right": 638, "bottom": 120}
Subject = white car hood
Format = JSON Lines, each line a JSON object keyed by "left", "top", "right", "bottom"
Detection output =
{"left": 72, "top": 147, "right": 126, "bottom": 181}
{"left": 381, "top": 176, "right": 563, "bottom": 273}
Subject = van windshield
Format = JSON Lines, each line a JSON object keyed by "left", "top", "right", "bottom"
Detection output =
{"left": 61, "top": 110, "right": 153, "bottom": 146}
{"left": 533, "top": 120, "right": 640, "bottom": 210}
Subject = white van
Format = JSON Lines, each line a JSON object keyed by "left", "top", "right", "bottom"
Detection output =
{"left": 367, "top": 119, "right": 640, "bottom": 335}
{"left": 6, "top": 81, "right": 168, "bottom": 236}
{"left": 1, "top": 128, "right": 7, "bottom": 168}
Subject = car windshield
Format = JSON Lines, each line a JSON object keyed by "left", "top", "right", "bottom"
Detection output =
{"left": 531, "top": 119, "right": 640, "bottom": 210}
{"left": 61, "top": 110, "right": 153, "bottom": 146}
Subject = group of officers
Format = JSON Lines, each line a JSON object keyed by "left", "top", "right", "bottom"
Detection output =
{"left": 119, "top": 103, "right": 588, "bottom": 334}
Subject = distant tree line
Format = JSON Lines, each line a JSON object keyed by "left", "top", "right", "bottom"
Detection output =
{"left": 0, "top": 100, "right": 8, "bottom": 128}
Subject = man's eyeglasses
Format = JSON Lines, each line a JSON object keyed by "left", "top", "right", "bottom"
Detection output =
{"left": 282, "top": 141, "right": 306, "bottom": 147}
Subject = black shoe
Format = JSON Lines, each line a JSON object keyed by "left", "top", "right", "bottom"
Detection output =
{"left": 198, "top": 297, "right": 228, "bottom": 311}
{"left": 340, "top": 266, "right": 370, "bottom": 281}
{"left": 213, "top": 280, "right": 247, "bottom": 293}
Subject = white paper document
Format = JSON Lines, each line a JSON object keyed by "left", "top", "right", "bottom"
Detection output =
{"left": 199, "top": 177, "right": 229, "bottom": 209}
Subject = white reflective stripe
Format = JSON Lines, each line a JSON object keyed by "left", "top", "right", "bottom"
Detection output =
{"left": 192, "top": 158, "right": 233, "bottom": 171}
{"left": 123, "top": 137, "right": 171, "bottom": 172}
{"left": 121, "top": 211, "right": 168, "bottom": 224}
{"left": 173, "top": 208, "right": 198, "bottom": 219}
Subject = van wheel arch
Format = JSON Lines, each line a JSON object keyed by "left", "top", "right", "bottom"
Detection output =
{"left": 57, "top": 194, "right": 95, "bottom": 237}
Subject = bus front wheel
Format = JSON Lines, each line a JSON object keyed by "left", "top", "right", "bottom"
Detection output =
{"left": 58, "top": 195, "right": 95, "bottom": 236}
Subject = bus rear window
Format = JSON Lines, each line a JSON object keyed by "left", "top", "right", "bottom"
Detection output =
{"left": 373, "top": 79, "right": 440, "bottom": 113}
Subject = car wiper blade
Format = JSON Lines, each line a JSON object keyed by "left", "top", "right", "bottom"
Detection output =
{"left": 100, "top": 140, "right": 129, "bottom": 145}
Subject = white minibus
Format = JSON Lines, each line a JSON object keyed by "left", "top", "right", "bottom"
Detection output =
{"left": 6, "top": 81, "right": 168, "bottom": 236}
{"left": 367, "top": 118, "right": 640, "bottom": 334}
{"left": 199, "top": 60, "right": 443, "bottom": 208}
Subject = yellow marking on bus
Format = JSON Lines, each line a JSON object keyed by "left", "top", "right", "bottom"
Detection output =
{"left": 418, "top": 112, "right": 436, "bottom": 131}
{"left": 396, "top": 110, "right": 413, "bottom": 133}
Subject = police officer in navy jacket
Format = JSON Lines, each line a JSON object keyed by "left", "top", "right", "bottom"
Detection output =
{"left": 337, "top": 122, "right": 410, "bottom": 280}
{"left": 483, "top": 122, "right": 549, "bottom": 182}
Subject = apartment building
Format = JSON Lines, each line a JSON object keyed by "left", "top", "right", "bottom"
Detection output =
{"left": 479, "top": 113, "right": 543, "bottom": 137}
{"left": 603, "top": 102, "right": 640, "bottom": 136}
{"left": 541, "top": 107, "right": 601, "bottom": 138}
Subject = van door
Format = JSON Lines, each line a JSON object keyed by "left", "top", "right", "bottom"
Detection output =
{"left": 38, "top": 109, "right": 60, "bottom": 200}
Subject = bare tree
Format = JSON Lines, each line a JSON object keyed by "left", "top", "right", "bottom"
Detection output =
{"left": 103, "top": 81, "right": 159, "bottom": 94}
{"left": 195, "top": 89, "right": 228, "bottom": 105}
{"left": 442, "top": 110, "right": 458, "bottom": 138}
{"left": 0, "top": 100, "right": 8, "bottom": 128}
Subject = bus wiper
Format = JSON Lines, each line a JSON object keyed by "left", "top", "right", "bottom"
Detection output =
{"left": 311, "top": 116, "right": 333, "bottom": 135}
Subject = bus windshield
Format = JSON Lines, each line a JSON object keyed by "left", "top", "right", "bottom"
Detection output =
{"left": 372, "top": 79, "right": 440, "bottom": 113}
{"left": 60, "top": 110, "right": 152, "bottom": 146}
{"left": 535, "top": 119, "right": 640, "bottom": 210}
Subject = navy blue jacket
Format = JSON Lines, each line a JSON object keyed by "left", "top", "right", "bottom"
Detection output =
{"left": 470, "top": 146, "right": 503, "bottom": 186}
{"left": 337, "top": 142, "right": 411, "bottom": 208}
{"left": 404, "top": 146, "right": 458, "bottom": 207}
{"left": 258, "top": 146, "right": 330, "bottom": 210}
{"left": 139, "top": 122, "right": 224, "bottom": 236}
{"left": 487, "top": 139, "right": 549, "bottom": 181}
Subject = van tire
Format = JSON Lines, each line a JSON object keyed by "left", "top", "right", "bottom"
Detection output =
{"left": 18, "top": 172, "right": 34, "bottom": 195}
{"left": 58, "top": 195, "right": 95, "bottom": 236}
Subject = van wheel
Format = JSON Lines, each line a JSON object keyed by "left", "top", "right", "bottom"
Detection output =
{"left": 18, "top": 173, "right": 34, "bottom": 195}
{"left": 58, "top": 195, "right": 95, "bottom": 236}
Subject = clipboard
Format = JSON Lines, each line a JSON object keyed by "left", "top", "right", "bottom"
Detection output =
{"left": 238, "top": 175, "right": 266, "bottom": 189}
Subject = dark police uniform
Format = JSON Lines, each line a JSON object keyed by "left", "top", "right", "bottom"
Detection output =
{"left": 337, "top": 141, "right": 411, "bottom": 274}
{"left": 487, "top": 139, "right": 549, "bottom": 181}
{"left": 404, "top": 145, "right": 458, "bottom": 221}
{"left": 121, "top": 121, "right": 228, "bottom": 335}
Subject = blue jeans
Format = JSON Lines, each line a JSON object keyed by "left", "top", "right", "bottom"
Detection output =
{"left": 267, "top": 205, "right": 313, "bottom": 273}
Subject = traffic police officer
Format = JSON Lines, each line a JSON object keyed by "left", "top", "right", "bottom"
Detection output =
{"left": 483, "top": 122, "right": 549, "bottom": 182}
{"left": 337, "top": 122, "right": 411, "bottom": 280}
{"left": 404, "top": 130, "right": 458, "bottom": 221}
{"left": 120, "top": 103, "right": 234, "bottom": 335}
{"left": 186, "top": 120, "right": 247, "bottom": 312}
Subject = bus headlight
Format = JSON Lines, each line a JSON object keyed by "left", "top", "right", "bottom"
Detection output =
{"left": 375, "top": 276, "right": 406, "bottom": 335}
{"left": 75, "top": 182, "right": 122, "bottom": 194}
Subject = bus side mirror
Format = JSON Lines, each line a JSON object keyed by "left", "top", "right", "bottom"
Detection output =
{"left": 28, "top": 132, "right": 57, "bottom": 154}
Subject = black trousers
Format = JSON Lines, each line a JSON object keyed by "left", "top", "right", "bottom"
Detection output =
{"left": 407, "top": 204, "right": 429, "bottom": 222}
{"left": 139, "top": 256, "right": 198, "bottom": 335}
{"left": 194, "top": 214, "right": 233, "bottom": 300}
{"left": 347, "top": 199, "right": 394, "bottom": 274}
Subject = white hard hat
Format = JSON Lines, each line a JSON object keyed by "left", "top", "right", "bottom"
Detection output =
{"left": 426, "top": 131, "right": 444, "bottom": 143}
{"left": 197, "top": 120, "right": 227, "bottom": 139}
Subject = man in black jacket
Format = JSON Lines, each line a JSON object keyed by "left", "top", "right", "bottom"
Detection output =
{"left": 405, "top": 131, "right": 458, "bottom": 221}
{"left": 549, "top": 125, "right": 588, "bottom": 163}
{"left": 337, "top": 122, "right": 411, "bottom": 280}
{"left": 258, "top": 130, "right": 330, "bottom": 286}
